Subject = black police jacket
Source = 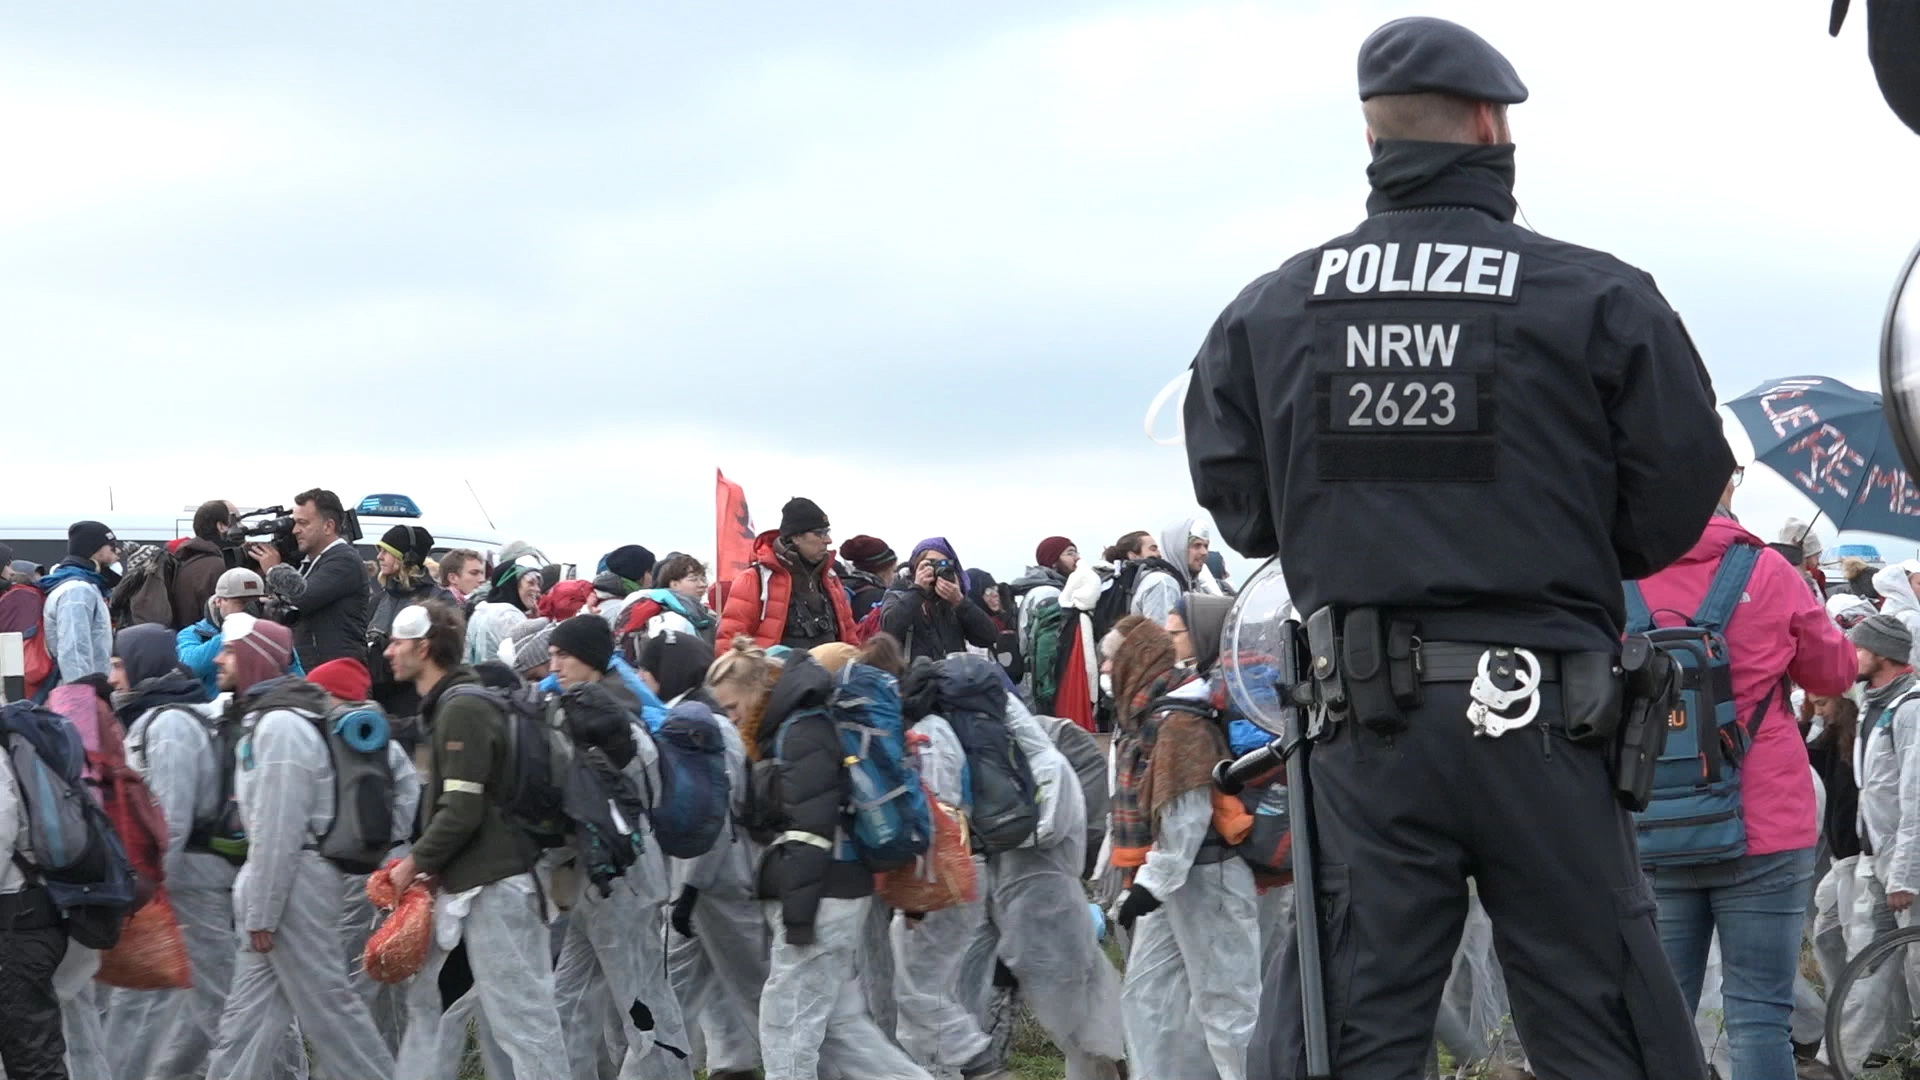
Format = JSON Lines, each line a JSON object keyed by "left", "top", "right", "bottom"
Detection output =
{"left": 1184, "top": 145, "right": 1734, "bottom": 652}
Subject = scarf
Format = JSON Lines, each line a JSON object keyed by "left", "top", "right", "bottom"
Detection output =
{"left": 1110, "top": 621, "right": 1221, "bottom": 866}
{"left": 1364, "top": 139, "right": 1517, "bottom": 220}
{"left": 1111, "top": 667, "right": 1228, "bottom": 870}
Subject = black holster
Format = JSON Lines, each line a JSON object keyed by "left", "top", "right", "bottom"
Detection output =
{"left": 1337, "top": 607, "right": 1421, "bottom": 735}
{"left": 1561, "top": 651, "right": 1624, "bottom": 746}
{"left": 1611, "top": 636, "right": 1676, "bottom": 812}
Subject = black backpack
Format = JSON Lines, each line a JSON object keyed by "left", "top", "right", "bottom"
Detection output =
{"left": 183, "top": 708, "right": 250, "bottom": 866}
{"left": 937, "top": 656, "right": 1040, "bottom": 853}
{"left": 563, "top": 746, "right": 646, "bottom": 897}
{"left": 442, "top": 684, "right": 572, "bottom": 847}
{"left": 1091, "top": 561, "right": 1156, "bottom": 643}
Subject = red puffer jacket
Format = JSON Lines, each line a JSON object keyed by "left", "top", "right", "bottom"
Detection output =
{"left": 717, "top": 531, "right": 856, "bottom": 654}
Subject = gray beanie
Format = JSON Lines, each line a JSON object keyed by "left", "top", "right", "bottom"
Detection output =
{"left": 1850, "top": 613, "right": 1913, "bottom": 664}
{"left": 505, "top": 617, "right": 556, "bottom": 674}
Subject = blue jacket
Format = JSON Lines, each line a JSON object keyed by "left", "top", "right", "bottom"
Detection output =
{"left": 177, "top": 617, "right": 305, "bottom": 698}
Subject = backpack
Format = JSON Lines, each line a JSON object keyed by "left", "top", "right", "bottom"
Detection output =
{"left": 1023, "top": 597, "right": 1068, "bottom": 714}
{"left": 563, "top": 746, "right": 646, "bottom": 897}
{"left": 939, "top": 656, "right": 1041, "bottom": 853}
{"left": 650, "top": 701, "right": 731, "bottom": 859}
{"left": 1624, "top": 541, "right": 1771, "bottom": 868}
{"left": 186, "top": 708, "right": 251, "bottom": 865}
{"left": 0, "top": 586, "right": 54, "bottom": 701}
{"left": 52, "top": 689, "right": 169, "bottom": 911}
{"left": 303, "top": 702, "right": 396, "bottom": 874}
{"left": 443, "top": 684, "right": 572, "bottom": 847}
{"left": 828, "top": 663, "right": 932, "bottom": 870}
{"left": 1042, "top": 713, "right": 1107, "bottom": 836}
{"left": 1091, "top": 561, "right": 1150, "bottom": 644}
{"left": 2, "top": 701, "right": 138, "bottom": 949}
{"left": 1147, "top": 695, "right": 1290, "bottom": 881}
{"left": 109, "top": 547, "right": 177, "bottom": 631}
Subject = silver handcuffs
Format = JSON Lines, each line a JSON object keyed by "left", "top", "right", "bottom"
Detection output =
{"left": 1466, "top": 647, "right": 1542, "bottom": 738}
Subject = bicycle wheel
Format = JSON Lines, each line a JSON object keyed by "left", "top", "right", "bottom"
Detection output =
{"left": 1826, "top": 924, "right": 1920, "bottom": 1079}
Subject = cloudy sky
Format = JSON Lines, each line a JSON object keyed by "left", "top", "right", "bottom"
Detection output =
{"left": 6, "top": 1, "right": 1920, "bottom": 577}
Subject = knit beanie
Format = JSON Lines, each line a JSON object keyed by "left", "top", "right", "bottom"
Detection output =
{"left": 1036, "top": 536, "right": 1074, "bottom": 571}
{"left": 602, "top": 545, "right": 657, "bottom": 586}
{"left": 591, "top": 571, "right": 633, "bottom": 600}
{"left": 841, "top": 535, "right": 895, "bottom": 573}
{"left": 778, "top": 498, "right": 830, "bottom": 538}
{"left": 493, "top": 563, "right": 533, "bottom": 613}
{"left": 308, "top": 657, "right": 373, "bottom": 702}
{"left": 69, "top": 521, "right": 118, "bottom": 560}
{"left": 550, "top": 614, "right": 615, "bottom": 674}
{"left": 114, "top": 623, "right": 180, "bottom": 686}
{"left": 378, "top": 525, "right": 434, "bottom": 567}
{"left": 505, "top": 617, "right": 557, "bottom": 675}
{"left": 225, "top": 614, "right": 294, "bottom": 694}
{"left": 1851, "top": 613, "right": 1914, "bottom": 664}
{"left": 638, "top": 630, "right": 714, "bottom": 704}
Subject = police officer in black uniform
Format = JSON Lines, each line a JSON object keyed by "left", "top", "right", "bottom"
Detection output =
{"left": 1184, "top": 16, "right": 1733, "bottom": 1080}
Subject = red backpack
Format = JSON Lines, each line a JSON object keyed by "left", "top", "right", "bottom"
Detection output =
{"left": 47, "top": 686, "right": 170, "bottom": 910}
{"left": 0, "top": 586, "right": 54, "bottom": 700}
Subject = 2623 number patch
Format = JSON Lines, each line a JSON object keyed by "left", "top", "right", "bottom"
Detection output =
{"left": 1329, "top": 375, "right": 1478, "bottom": 432}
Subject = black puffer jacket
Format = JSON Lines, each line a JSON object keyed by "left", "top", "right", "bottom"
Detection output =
{"left": 755, "top": 656, "right": 869, "bottom": 943}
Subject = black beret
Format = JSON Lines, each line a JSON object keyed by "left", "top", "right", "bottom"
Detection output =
{"left": 1357, "top": 17, "right": 1528, "bottom": 104}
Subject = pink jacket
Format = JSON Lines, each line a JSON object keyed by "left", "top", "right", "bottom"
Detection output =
{"left": 1633, "top": 515, "right": 1856, "bottom": 856}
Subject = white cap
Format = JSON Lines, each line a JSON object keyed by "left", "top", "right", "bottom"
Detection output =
{"left": 223, "top": 612, "right": 259, "bottom": 642}
{"left": 391, "top": 605, "right": 432, "bottom": 642}
{"left": 215, "top": 567, "right": 265, "bottom": 600}
{"left": 1902, "top": 559, "right": 1920, "bottom": 576}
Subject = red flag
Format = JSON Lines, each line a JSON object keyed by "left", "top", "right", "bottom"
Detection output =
{"left": 714, "top": 470, "right": 755, "bottom": 610}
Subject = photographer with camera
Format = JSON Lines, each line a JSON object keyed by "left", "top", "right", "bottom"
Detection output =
{"left": 878, "top": 538, "right": 998, "bottom": 665}
{"left": 251, "top": 488, "right": 368, "bottom": 669}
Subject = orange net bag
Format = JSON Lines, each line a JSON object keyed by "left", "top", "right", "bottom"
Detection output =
{"left": 876, "top": 790, "right": 977, "bottom": 914}
{"left": 362, "top": 861, "right": 433, "bottom": 985}
{"left": 96, "top": 888, "right": 191, "bottom": 990}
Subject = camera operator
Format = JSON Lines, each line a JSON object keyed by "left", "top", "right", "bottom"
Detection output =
{"left": 878, "top": 538, "right": 997, "bottom": 665}
{"left": 171, "top": 500, "right": 237, "bottom": 629}
{"left": 251, "top": 488, "right": 368, "bottom": 669}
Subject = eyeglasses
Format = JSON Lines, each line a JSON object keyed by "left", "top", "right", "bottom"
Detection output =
{"left": 1731, "top": 468, "right": 1746, "bottom": 488}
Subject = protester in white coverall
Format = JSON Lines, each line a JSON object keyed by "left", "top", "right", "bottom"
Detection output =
{"left": 663, "top": 698, "right": 768, "bottom": 1080}
{"left": 1108, "top": 608, "right": 1260, "bottom": 1080}
{"left": 936, "top": 656, "right": 1125, "bottom": 1080}
{"left": 114, "top": 665, "right": 242, "bottom": 1079}
{"left": 892, "top": 712, "right": 997, "bottom": 1073}
{"left": 205, "top": 617, "right": 396, "bottom": 1080}
{"left": 388, "top": 602, "right": 568, "bottom": 1080}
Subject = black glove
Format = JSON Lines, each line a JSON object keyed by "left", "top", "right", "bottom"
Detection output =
{"left": 1115, "top": 885, "right": 1161, "bottom": 930}
{"left": 785, "top": 921, "right": 816, "bottom": 947}
{"left": 670, "top": 887, "right": 700, "bottom": 939}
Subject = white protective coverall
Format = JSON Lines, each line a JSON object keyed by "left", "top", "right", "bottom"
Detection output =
{"left": 552, "top": 718, "right": 693, "bottom": 1080}
{"left": 1116, "top": 679, "right": 1261, "bottom": 1080}
{"left": 665, "top": 712, "right": 768, "bottom": 1076}
{"left": 206, "top": 701, "right": 396, "bottom": 1080}
{"left": 960, "top": 696, "right": 1127, "bottom": 1080}
{"left": 891, "top": 714, "right": 995, "bottom": 1072}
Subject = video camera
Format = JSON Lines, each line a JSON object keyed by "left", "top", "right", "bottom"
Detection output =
{"left": 222, "top": 504, "right": 363, "bottom": 567}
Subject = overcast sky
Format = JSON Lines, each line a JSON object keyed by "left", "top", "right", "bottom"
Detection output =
{"left": 6, "top": 1, "right": 1920, "bottom": 577}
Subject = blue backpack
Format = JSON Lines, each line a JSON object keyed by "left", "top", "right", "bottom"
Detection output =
{"left": 2, "top": 701, "right": 138, "bottom": 948}
{"left": 651, "top": 700, "right": 731, "bottom": 859}
{"left": 1624, "top": 542, "right": 1775, "bottom": 868}
{"left": 828, "top": 663, "right": 932, "bottom": 871}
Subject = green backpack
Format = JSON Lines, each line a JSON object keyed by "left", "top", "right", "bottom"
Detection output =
{"left": 1024, "top": 597, "right": 1067, "bottom": 714}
